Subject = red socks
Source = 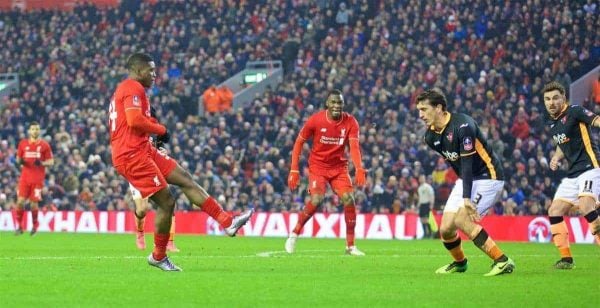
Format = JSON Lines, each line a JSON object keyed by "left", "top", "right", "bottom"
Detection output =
{"left": 31, "top": 209, "right": 39, "bottom": 229}
{"left": 201, "top": 197, "right": 232, "bottom": 228}
{"left": 15, "top": 208, "right": 24, "bottom": 230}
{"left": 293, "top": 202, "right": 317, "bottom": 235}
{"left": 152, "top": 233, "right": 170, "bottom": 261}
{"left": 344, "top": 206, "right": 357, "bottom": 247}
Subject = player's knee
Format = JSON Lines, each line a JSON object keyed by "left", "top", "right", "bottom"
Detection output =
{"left": 439, "top": 223, "right": 455, "bottom": 239}
{"left": 341, "top": 193, "right": 354, "bottom": 205}
{"left": 310, "top": 195, "right": 324, "bottom": 205}
{"left": 548, "top": 201, "right": 570, "bottom": 216}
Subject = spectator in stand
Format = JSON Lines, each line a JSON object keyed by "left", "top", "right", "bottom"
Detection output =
{"left": 202, "top": 85, "right": 221, "bottom": 115}
{"left": 592, "top": 75, "right": 600, "bottom": 105}
{"left": 217, "top": 85, "right": 234, "bottom": 113}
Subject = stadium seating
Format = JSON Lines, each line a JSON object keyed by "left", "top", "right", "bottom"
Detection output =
{"left": 0, "top": 0, "right": 598, "bottom": 216}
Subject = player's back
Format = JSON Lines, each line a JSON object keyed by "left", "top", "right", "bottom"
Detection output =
{"left": 108, "top": 78, "right": 150, "bottom": 166}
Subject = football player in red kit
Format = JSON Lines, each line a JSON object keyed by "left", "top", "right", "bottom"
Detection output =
{"left": 15, "top": 121, "right": 54, "bottom": 235}
{"left": 109, "top": 53, "right": 252, "bottom": 271}
{"left": 285, "top": 89, "right": 367, "bottom": 256}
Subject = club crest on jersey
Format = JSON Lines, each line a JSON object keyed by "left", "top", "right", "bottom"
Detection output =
{"left": 560, "top": 116, "right": 567, "bottom": 124}
{"left": 463, "top": 137, "right": 473, "bottom": 151}
{"left": 585, "top": 109, "right": 594, "bottom": 117}
{"left": 133, "top": 95, "right": 141, "bottom": 106}
{"left": 447, "top": 132, "right": 453, "bottom": 142}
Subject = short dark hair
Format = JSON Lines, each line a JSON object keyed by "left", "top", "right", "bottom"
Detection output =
{"left": 29, "top": 121, "right": 40, "bottom": 128}
{"left": 542, "top": 81, "right": 566, "bottom": 96}
{"left": 126, "top": 53, "right": 153, "bottom": 70}
{"left": 328, "top": 89, "right": 343, "bottom": 97}
{"left": 416, "top": 88, "right": 447, "bottom": 109}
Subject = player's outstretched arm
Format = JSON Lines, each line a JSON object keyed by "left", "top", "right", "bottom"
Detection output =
{"left": 349, "top": 138, "right": 366, "bottom": 187}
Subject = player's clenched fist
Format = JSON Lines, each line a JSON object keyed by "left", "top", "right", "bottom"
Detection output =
{"left": 288, "top": 170, "right": 300, "bottom": 190}
{"left": 355, "top": 168, "right": 367, "bottom": 187}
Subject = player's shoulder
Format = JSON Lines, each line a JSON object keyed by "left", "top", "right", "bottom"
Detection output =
{"left": 343, "top": 112, "right": 357, "bottom": 121}
{"left": 451, "top": 113, "right": 476, "bottom": 127}
{"left": 116, "top": 78, "right": 144, "bottom": 93}
{"left": 307, "top": 109, "right": 326, "bottom": 121}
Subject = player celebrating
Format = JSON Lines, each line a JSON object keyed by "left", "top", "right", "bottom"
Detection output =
{"left": 109, "top": 52, "right": 252, "bottom": 271}
{"left": 285, "top": 89, "right": 367, "bottom": 256}
{"left": 543, "top": 81, "right": 600, "bottom": 269}
{"left": 416, "top": 89, "right": 515, "bottom": 276}
{"left": 15, "top": 121, "right": 54, "bottom": 236}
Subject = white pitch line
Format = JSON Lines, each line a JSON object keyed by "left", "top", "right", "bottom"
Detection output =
{"left": 1, "top": 251, "right": 597, "bottom": 261}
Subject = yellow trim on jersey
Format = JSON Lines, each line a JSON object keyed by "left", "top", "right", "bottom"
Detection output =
{"left": 474, "top": 139, "right": 496, "bottom": 179}
{"left": 460, "top": 151, "right": 476, "bottom": 157}
{"left": 592, "top": 116, "right": 600, "bottom": 127}
{"left": 579, "top": 122, "right": 599, "bottom": 168}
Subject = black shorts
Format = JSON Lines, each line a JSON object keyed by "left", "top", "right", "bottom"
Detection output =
{"left": 418, "top": 203, "right": 431, "bottom": 218}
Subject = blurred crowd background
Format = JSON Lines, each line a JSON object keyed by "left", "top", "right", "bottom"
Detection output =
{"left": 0, "top": 0, "right": 599, "bottom": 216}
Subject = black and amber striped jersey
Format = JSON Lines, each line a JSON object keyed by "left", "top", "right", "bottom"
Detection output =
{"left": 424, "top": 113, "right": 504, "bottom": 197}
{"left": 549, "top": 105, "right": 600, "bottom": 178}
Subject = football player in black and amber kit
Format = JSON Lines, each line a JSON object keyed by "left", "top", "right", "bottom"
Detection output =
{"left": 417, "top": 88, "right": 515, "bottom": 277}
{"left": 543, "top": 81, "right": 600, "bottom": 269}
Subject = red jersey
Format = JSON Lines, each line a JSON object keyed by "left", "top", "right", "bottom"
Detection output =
{"left": 299, "top": 110, "right": 360, "bottom": 170}
{"left": 109, "top": 79, "right": 152, "bottom": 167}
{"left": 17, "top": 138, "right": 53, "bottom": 183}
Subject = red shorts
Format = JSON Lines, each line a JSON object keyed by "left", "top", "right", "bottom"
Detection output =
{"left": 18, "top": 180, "right": 43, "bottom": 202}
{"left": 114, "top": 147, "right": 177, "bottom": 199}
{"left": 307, "top": 167, "right": 354, "bottom": 196}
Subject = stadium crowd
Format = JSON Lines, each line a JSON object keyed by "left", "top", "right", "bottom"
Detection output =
{"left": 0, "top": 0, "right": 598, "bottom": 217}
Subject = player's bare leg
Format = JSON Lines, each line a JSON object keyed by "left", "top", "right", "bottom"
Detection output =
{"left": 167, "top": 214, "right": 179, "bottom": 252}
{"left": 456, "top": 208, "right": 515, "bottom": 276}
{"left": 548, "top": 200, "right": 574, "bottom": 269}
{"left": 285, "top": 194, "right": 323, "bottom": 254}
{"left": 435, "top": 212, "right": 468, "bottom": 274}
{"left": 133, "top": 198, "right": 149, "bottom": 250}
{"left": 14, "top": 198, "right": 26, "bottom": 235}
{"left": 147, "top": 188, "right": 181, "bottom": 271}
{"left": 341, "top": 192, "right": 364, "bottom": 256}
{"left": 578, "top": 196, "right": 600, "bottom": 247}
{"left": 166, "top": 165, "right": 252, "bottom": 236}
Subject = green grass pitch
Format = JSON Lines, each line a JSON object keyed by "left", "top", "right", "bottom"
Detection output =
{"left": 1, "top": 232, "right": 598, "bottom": 307}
